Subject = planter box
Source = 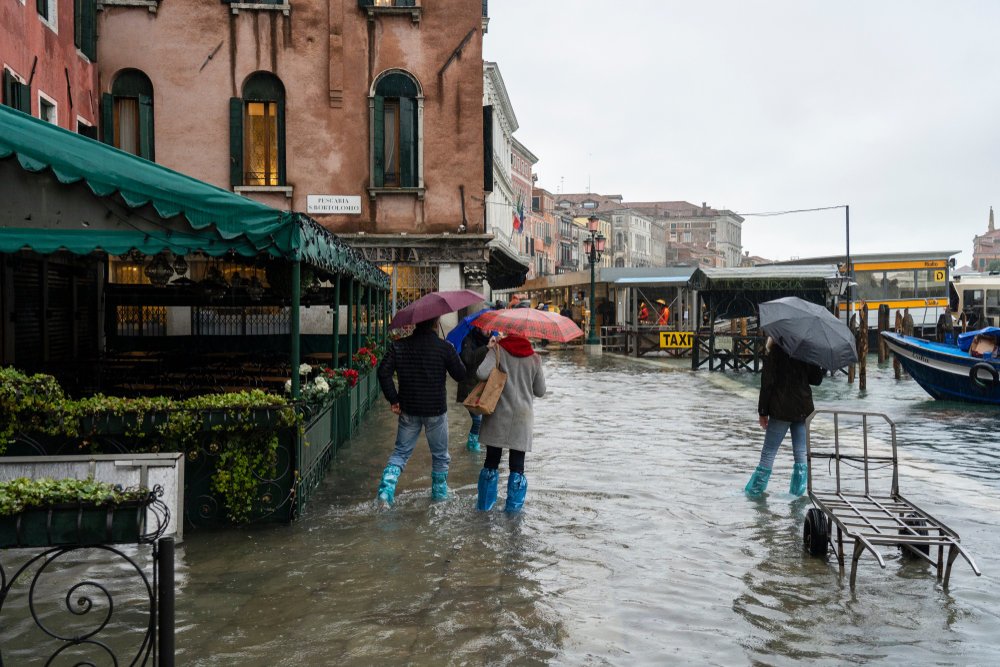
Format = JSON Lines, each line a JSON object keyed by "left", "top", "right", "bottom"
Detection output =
{"left": 0, "top": 501, "right": 146, "bottom": 548}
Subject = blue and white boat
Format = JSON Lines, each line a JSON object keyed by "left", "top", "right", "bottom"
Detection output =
{"left": 882, "top": 330, "right": 1000, "bottom": 404}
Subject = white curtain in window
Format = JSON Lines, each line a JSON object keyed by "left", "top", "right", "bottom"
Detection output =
{"left": 115, "top": 98, "right": 138, "bottom": 155}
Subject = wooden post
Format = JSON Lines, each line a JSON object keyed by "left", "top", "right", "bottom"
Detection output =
{"left": 902, "top": 308, "right": 914, "bottom": 336}
{"left": 877, "top": 304, "right": 889, "bottom": 363}
{"left": 858, "top": 303, "right": 869, "bottom": 391}
{"left": 848, "top": 313, "right": 856, "bottom": 384}
{"left": 893, "top": 311, "right": 903, "bottom": 379}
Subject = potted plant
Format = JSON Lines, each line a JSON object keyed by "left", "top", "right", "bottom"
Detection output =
{"left": 0, "top": 477, "right": 153, "bottom": 548}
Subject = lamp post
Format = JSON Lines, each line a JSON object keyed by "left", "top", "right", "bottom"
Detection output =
{"left": 584, "top": 215, "right": 607, "bottom": 349}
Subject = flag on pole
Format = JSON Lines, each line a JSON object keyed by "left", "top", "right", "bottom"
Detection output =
{"left": 514, "top": 196, "right": 525, "bottom": 234}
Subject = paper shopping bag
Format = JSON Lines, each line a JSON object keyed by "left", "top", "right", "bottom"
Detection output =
{"left": 463, "top": 349, "right": 507, "bottom": 416}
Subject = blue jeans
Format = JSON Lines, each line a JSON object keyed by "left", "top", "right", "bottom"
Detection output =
{"left": 387, "top": 413, "right": 450, "bottom": 473}
{"left": 757, "top": 418, "right": 807, "bottom": 469}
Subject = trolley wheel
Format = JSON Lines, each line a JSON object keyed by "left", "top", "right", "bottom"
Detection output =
{"left": 899, "top": 513, "right": 930, "bottom": 557}
{"left": 803, "top": 508, "right": 829, "bottom": 558}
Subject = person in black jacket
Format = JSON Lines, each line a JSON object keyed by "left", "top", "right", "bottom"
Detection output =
{"left": 745, "top": 339, "right": 824, "bottom": 498}
{"left": 375, "top": 317, "right": 466, "bottom": 506}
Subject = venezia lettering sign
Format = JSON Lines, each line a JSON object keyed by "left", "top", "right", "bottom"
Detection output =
{"left": 307, "top": 195, "right": 361, "bottom": 215}
{"left": 660, "top": 331, "right": 694, "bottom": 349}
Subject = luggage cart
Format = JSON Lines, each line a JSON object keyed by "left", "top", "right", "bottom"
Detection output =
{"left": 803, "top": 409, "right": 981, "bottom": 588}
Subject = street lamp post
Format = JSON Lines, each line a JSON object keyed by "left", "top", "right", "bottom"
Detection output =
{"left": 584, "top": 215, "right": 607, "bottom": 349}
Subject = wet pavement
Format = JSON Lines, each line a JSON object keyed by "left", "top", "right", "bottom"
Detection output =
{"left": 7, "top": 351, "right": 997, "bottom": 665}
{"left": 163, "top": 352, "right": 1000, "bottom": 665}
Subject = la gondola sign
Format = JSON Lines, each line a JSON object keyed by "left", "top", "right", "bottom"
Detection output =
{"left": 307, "top": 195, "right": 361, "bottom": 215}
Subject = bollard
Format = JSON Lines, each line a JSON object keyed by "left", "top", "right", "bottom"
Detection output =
{"left": 893, "top": 311, "right": 903, "bottom": 379}
{"left": 858, "top": 304, "right": 869, "bottom": 391}
{"left": 902, "top": 308, "right": 914, "bottom": 336}
{"left": 877, "top": 304, "right": 890, "bottom": 363}
{"left": 158, "top": 537, "right": 175, "bottom": 667}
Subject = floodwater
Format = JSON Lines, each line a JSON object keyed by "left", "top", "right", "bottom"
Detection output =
{"left": 6, "top": 352, "right": 1000, "bottom": 665}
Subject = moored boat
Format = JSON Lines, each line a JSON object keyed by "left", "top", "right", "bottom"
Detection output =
{"left": 882, "top": 331, "right": 1000, "bottom": 404}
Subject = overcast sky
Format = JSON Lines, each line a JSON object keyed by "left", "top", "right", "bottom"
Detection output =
{"left": 483, "top": 1, "right": 1000, "bottom": 266}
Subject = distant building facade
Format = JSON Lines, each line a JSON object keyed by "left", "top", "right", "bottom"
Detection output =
{"left": 627, "top": 201, "right": 744, "bottom": 268}
{"left": 531, "top": 187, "right": 557, "bottom": 277}
{"left": 972, "top": 207, "right": 1000, "bottom": 272}
{"left": 553, "top": 193, "right": 657, "bottom": 268}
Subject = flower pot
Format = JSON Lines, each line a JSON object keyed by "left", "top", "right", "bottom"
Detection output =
{"left": 0, "top": 502, "right": 146, "bottom": 548}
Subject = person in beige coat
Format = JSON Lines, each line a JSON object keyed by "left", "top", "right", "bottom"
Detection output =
{"left": 475, "top": 334, "right": 546, "bottom": 512}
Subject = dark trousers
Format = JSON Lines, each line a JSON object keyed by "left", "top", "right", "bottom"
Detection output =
{"left": 484, "top": 446, "right": 525, "bottom": 474}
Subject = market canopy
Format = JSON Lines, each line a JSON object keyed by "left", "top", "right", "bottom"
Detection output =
{"left": 0, "top": 105, "right": 387, "bottom": 288}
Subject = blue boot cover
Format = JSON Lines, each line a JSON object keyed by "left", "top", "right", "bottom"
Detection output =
{"left": 744, "top": 466, "right": 772, "bottom": 498}
{"left": 477, "top": 468, "right": 498, "bottom": 511}
{"left": 504, "top": 472, "right": 528, "bottom": 513}
{"left": 377, "top": 464, "right": 402, "bottom": 505}
{"left": 789, "top": 462, "right": 808, "bottom": 496}
{"left": 431, "top": 471, "right": 449, "bottom": 500}
{"left": 466, "top": 433, "right": 481, "bottom": 452}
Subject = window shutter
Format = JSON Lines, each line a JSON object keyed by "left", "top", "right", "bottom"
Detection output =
{"left": 397, "top": 0, "right": 416, "bottom": 6}
{"left": 81, "top": 0, "right": 97, "bottom": 61}
{"left": 229, "top": 97, "right": 243, "bottom": 187}
{"left": 138, "top": 94, "right": 154, "bottom": 161}
{"left": 357, "top": 0, "right": 373, "bottom": 7}
{"left": 483, "top": 105, "right": 494, "bottom": 192}
{"left": 100, "top": 93, "right": 114, "bottom": 144}
{"left": 2, "top": 70, "right": 12, "bottom": 108}
{"left": 276, "top": 99, "right": 286, "bottom": 185}
{"left": 373, "top": 96, "right": 384, "bottom": 188}
{"left": 78, "top": 123, "right": 98, "bottom": 140}
{"left": 37, "top": 0, "right": 48, "bottom": 19}
{"left": 399, "top": 96, "right": 416, "bottom": 188}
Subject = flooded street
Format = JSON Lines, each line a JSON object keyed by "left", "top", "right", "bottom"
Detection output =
{"left": 175, "top": 353, "right": 1000, "bottom": 665}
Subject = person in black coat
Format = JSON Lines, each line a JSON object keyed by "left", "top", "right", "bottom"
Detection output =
{"left": 375, "top": 317, "right": 466, "bottom": 505}
{"left": 745, "top": 339, "right": 824, "bottom": 497}
{"left": 456, "top": 328, "right": 490, "bottom": 452}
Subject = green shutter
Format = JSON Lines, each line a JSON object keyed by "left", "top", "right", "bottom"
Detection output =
{"left": 16, "top": 82, "right": 30, "bottom": 114}
{"left": 100, "top": 92, "right": 114, "bottom": 144}
{"left": 276, "top": 100, "right": 286, "bottom": 185}
{"left": 81, "top": 0, "right": 97, "bottom": 62}
{"left": 138, "top": 94, "right": 154, "bottom": 161}
{"left": 2, "top": 70, "right": 12, "bottom": 108}
{"left": 373, "top": 96, "right": 384, "bottom": 188}
{"left": 399, "top": 96, "right": 416, "bottom": 188}
{"left": 483, "top": 105, "right": 493, "bottom": 192}
{"left": 37, "top": 0, "right": 48, "bottom": 19}
{"left": 229, "top": 97, "right": 243, "bottom": 187}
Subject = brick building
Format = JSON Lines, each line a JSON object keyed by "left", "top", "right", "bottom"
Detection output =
{"left": 972, "top": 207, "right": 1000, "bottom": 272}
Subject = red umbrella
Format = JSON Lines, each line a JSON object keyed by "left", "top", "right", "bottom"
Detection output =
{"left": 389, "top": 289, "right": 486, "bottom": 328}
{"left": 472, "top": 308, "right": 583, "bottom": 342}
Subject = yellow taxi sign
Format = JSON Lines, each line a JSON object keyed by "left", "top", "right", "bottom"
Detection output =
{"left": 659, "top": 331, "right": 694, "bottom": 349}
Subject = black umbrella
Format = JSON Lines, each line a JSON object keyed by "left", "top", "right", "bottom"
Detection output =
{"left": 759, "top": 296, "right": 858, "bottom": 370}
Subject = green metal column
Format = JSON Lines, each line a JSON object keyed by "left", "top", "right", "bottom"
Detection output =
{"left": 354, "top": 283, "right": 362, "bottom": 353}
{"left": 346, "top": 279, "right": 355, "bottom": 367}
{"left": 381, "top": 289, "right": 389, "bottom": 343}
{"left": 332, "top": 273, "right": 341, "bottom": 367}
{"left": 290, "top": 261, "right": 302, "bottom": 398}
{"left": 366, "top": 284, "right": 373, "bottom": 341}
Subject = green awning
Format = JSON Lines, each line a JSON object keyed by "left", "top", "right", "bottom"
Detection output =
{"left": 0, "top": 105, "right": 387, "bottom": 288}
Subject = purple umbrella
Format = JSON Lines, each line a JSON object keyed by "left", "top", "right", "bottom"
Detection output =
{"left": 389, "top": 290, "right": 486, "bottom": 328}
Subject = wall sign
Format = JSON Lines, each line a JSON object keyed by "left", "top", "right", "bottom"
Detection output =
{"left": 307, "top": 195, "right": 361, "bottom": 215}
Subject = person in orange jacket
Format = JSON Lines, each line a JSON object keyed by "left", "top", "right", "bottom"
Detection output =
{"left": 638, "top": 302, "right": 650, "bottom": 323}
{"left": 657, "top": 304, "right": 670, "bottom": 326}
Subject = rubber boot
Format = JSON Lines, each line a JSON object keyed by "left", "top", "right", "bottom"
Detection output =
{"left": 504, "top": 472, "right": 528, "bottom": 513}
{"left": 789, "top": 462, "right": 808, "bottom": 496}
{"left": 744, "top": 466, "right": 771, "bottom": 498}
{"left": 477, "top": 468, "right": 499, "bottom": 511}
{"left": 431, "top": 471, "right": 449, "bottom": 501}
{"left": 466, "top": 432, "right": 481, "bottom": 452}
{"left": 377, "top": 464, "right": 402, "bottom": 506}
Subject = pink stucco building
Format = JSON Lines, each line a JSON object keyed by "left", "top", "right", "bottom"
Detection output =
{"left": 1, "top": 0, "right": 98, "bottom": 133}
{"left": 95, "top": 0, "right": 507, "bottom": 297}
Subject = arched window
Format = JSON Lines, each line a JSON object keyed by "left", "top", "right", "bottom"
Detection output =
{"left": 102, "top": 70, "right": 154, "bottom": 160}
{"left": 614, "top": 257, "right": 625, "bottom": 268}
{"left": 230, "top": 72, "right": 286, "bottom": 187}
{"left": 371, "top": 71, "right": 421, "bottom": 189}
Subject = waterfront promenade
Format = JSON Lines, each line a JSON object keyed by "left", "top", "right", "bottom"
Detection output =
{"left": 166, "top": 354, "right": 1000, "bottom": 664}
